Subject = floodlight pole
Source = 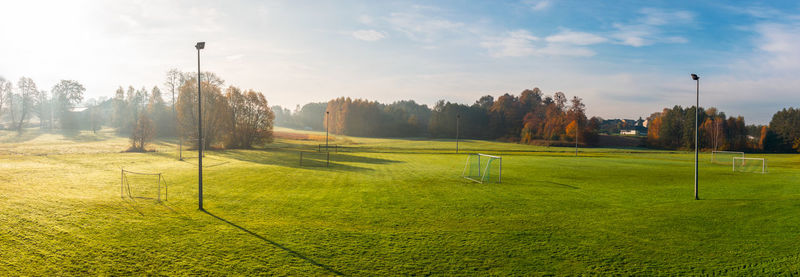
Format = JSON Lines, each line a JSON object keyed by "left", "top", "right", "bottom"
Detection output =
{"left": 575, "top": 120, "right": 579, "bottom": 157}
{"left": 456, "top": 114, "right": 460, "bottom": 153}
{"left": 326, "top": 111, "right": 330, "bottom": 150}
{"left": 691, "top": 73, "right": 699, "bottom": 200}
{"left": 196, "top": 41, "right": 205, "bottom": 210}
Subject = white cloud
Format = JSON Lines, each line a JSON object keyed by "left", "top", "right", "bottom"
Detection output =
{"left": 481, "top": 30, "right": 539, "bottom": 57}
{"left": 538, "top": 45, "right": 595, "bottom": 57}
{"left": 386, "top": 12, "right": 463, "bottom": 42}
{"left": 481, "top": 30, "right": 596, "bottom": 57}
{"left": 352, "top": 29, "right": 387, "bottom": 41}
{"left": 545, "top": 30, "right": 607, "bottom": 45}
{"left": 755, "top": 23, "right": 800, "bottom": 70}
{"left": 610, "top": 8, "right": 693, "bottom": 47}
{"left": 639, "top": 8, "right": 693, "bottom": 26}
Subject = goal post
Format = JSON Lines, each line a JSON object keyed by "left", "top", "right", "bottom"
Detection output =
{"left": 121, "top": 169, "right": 168, "bottom": 201}
{"left": 732, "top": 157, "right": 767, "bottom": 174}
{"left": 711, "top": 150, "right": 744, "bottom": 164}
{"left": 462, "top": 153, "right": 502, "bottom": 183}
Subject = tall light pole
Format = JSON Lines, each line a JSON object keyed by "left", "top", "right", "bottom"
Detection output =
{"left": 325, "top": 111, "right": 330, "bottom": 150}
{"left": 575, "top": 120, "right": 579, "bottom": 157}
{"left": 456, "top": 114, "right": 460, "bottom": 153}
{"left": 691, "top": 73, "right": 699, "bottom": 200}
{"left": 196, "top": 41, "right": 205, "bottom": 210}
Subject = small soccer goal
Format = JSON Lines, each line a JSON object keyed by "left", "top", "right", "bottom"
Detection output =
{"left": 711, "top": 150, "right": 745, "bottom": 164}
{"left": 318, "top": 144, "right": 340, "bottom": 153}
{"left": 732, "top": 157, "right": 767, "bottom": 174}
{"left": 121, "top": 169, "right": 168, "bottom": 201}
{"left": 462, "top": 153, "right": 502, "bottom": 183}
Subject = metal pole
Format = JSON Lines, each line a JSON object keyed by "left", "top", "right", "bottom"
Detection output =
{"left": 326, "top": 111, "right": 329, "bottom": 151}
{"left": 575, "top": 120, "right": 578, "bottom": 157}
{"left": 456, "top": 114, "right": 460, "bottom": 153}
{"left": 694, "top": 78, "right": 699, "bottom": 200}
{"left": 197, "top": 47, "right": 203, "bottom": 210}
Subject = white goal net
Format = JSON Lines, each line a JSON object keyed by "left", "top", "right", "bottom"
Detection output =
{"left": 462, "top": 153, "right": 502, "bottom": 183}
{"left": 711, "top": 151, "right": 744, "bottom": 164}
{"left": 732, "top": 157, "right": 767, "bottom": 174}
{"left": 121, "top": 169, "right": 168, "bottom": 201}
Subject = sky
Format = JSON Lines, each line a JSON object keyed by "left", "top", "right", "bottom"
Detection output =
{"left": 1, "top": 0, "right": 799, "bottom": 124}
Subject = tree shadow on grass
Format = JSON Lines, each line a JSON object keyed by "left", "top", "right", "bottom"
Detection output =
{"left": 61, "top": 129, "right": 116, "bottom": 142}
{"left": 0, "top": 129, "right": 43, "bottom": 143}
{"left": 216, "top": 148, "right": 390, "bottom": 172}
{"left": 203, "top": 210, "right": 345, "bottom": 276}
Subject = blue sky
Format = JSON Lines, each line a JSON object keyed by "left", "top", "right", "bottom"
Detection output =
{"left": 1, "top": 0, "right": 799, "bottom": 124}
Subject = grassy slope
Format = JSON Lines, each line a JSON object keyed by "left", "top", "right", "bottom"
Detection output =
{"left": 1, "top": 128, "right": 799, "bottom": 275}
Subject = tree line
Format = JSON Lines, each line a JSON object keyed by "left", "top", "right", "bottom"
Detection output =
{"left": 272, "top": 88, "right": 600, "bottom": 146}
{"left": 111, "top": 70, "right": 275, "bottom": 151}
{"left": 0, "top": 77, "right": 88, "bottom": 131}
{"left": 646, "top": 106, "right": 800, "bottom": 153}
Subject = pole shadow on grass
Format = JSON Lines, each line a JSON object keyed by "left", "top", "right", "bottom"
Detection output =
{"left": 535, "top": 180, "right": 580, "bottom": 189}
{"left": 202, "top": 210, "right": 345, "bottom": 276}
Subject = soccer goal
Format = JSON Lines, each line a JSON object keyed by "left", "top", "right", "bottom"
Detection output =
{"left": 732, "top": 157, "right": 767, "bottom": 174}
{"left": 462, "top": 153, "right": 502, "bottom": 183}
{"left": 121, "top": 169, "right": 168, "bottom": 201}
{"left": 711, "top": 150, "right": 745, "bottom": 164}
{"left": 318, "top": 144, "right": 340, "bottom": 153}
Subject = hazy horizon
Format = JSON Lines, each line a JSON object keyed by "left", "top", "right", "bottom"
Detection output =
{"left": 2, "top": 0, "right": 800, "bottom": 124}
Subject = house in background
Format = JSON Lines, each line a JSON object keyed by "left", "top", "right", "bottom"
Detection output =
{"left": 620, "top": 129, "right": 639, "bottom": 135}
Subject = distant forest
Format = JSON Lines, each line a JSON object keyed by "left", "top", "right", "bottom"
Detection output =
{"left": 2, "top": 72, "right": 799, "bottom": 153}
{"left": 275, "top": 88, "right": 599, "bottom": 146}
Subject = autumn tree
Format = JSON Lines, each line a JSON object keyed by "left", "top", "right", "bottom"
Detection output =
{"left": 176, "top": 77, "right": 230, "bottom": 149}
{"left": 129, "top": 113, "right": 155, "bottom": 151}
{"left": 224, "top": 86, "right": 275, "bottom": 148}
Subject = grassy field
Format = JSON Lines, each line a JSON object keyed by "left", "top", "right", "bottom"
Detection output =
{"left": 1, "top": 128, "right": 799, "bottom": 275}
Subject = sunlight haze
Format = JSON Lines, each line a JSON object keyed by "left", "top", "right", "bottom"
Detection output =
{"left": 1, "top": 0, "right": 799, "bottom": 123}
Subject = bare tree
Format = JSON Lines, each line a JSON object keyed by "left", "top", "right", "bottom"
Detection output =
{"left": 176, "top": 77, "right": 230, "bottom": 149}
{"left": 13, "top": 77, "right": 37, "bottom": 131}
{"left": 0, "top": 77, "right": 10, "bottom": 124}
{"left": 51, "top": 80, "right": 85, "bottom": 129}
{"left": 165, "top": 69, "right": 184, "bottom": 159}
{"left": 32, "top": 89, "right": 49, "bottom": 129}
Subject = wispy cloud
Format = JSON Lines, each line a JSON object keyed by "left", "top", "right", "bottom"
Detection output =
{"left": 480, "top": 30, "right": 538, "bottom": 57}
{"left": 386, "top": 12, "right": 463, "bottom": 42}
{"left": 545, "top": 30, "right": 607, "bottom": 45}
{"left": 525, "top": 0, "right": 552, "bottom": 12}
{"left": 610, "top": 8, "right": 693, "bottom": 47}
{"left": 352, "top": 29, "right": 387, "bottom": 41}
{"left": 481, "top": 30, "right": 595, "bottom": 57}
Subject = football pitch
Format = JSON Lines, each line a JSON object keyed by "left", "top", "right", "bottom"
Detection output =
{"left": 1, "top": 129, "right": 799, "bottom": 275}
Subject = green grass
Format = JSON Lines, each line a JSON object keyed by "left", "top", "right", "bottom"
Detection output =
{"left": 1, "top": 128, "right": 800, "bottom": 275}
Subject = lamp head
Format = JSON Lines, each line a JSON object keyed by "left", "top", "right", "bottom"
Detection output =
{"left": 691, "top": 73, "right": 699, "bottom": 80}
{"left": 195, "top": 42, "right": 205, "bottom": 50}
